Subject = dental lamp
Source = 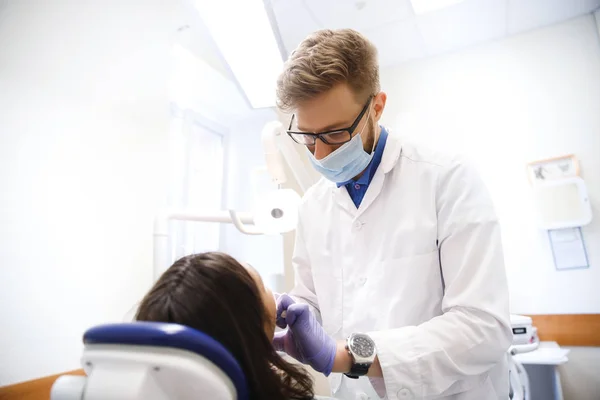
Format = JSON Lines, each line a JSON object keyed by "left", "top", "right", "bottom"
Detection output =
{"left": 261, "top": 120, "right": 317, "bottom": 193}
{"left": 153, "top": 120, "right": 306, "bottom": 279}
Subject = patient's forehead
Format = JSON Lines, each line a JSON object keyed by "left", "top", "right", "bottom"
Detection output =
{"left": 242, "top": 262, "right": 264, "bottom": 288}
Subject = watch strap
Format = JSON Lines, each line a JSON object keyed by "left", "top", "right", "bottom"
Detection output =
{"left": 344, "top": 362, "right": 370, "bottom": 379}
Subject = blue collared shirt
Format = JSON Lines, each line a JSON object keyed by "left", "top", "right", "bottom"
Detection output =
{"left": 336, "top": 127, "right": 389, "bottom": 208}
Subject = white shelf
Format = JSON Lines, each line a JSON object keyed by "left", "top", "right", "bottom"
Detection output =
{"left": 513, "top": 341, "right": 570, "bottom": 366}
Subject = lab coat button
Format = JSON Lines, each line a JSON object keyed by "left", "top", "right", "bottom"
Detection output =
{"left": 357, "top": 393, "right": 369, "bottom": 400}
{"left": 359, "top": 277, "right": 367, "bottom": 285}
{"left": 397, "top": 388, "right": 411, "bottom": 399}
{"left": 353, "top": 221, "right": 362, "bottom": 230}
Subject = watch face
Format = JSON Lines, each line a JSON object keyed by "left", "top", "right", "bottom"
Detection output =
{"left": 350, "top": 334, "right": 375, "bottom": 358}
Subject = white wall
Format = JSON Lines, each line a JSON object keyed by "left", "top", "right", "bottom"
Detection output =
{"left": 380, "top": 13, "right": 600, "bottom": 316}
{"left": 379, "top": 13, "right": 600, "bottom": 400}
{"left": 560, "top": 346, "right": 600, "bottom": 400}
{"left": 0, "top": 0, "right": 189, "bottom": 386}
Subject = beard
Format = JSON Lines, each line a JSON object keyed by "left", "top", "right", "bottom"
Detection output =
{"left": 363, "top": 115, "right": 377, "bottom": 154}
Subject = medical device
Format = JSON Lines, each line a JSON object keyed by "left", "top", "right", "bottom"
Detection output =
{"left": 51, "top": 322, "right": 248, "bottom": 400}
{"left": 510, "top": 314, "right": 538, "bottom": 350}
{"left": 261, "top": 119, "right": 318, "bottom": 193}
{"left": 532, "top": 176, "right": 592, "bottom": 230}
{"left": 508, "top": 314, "right": 540, "bottom": 400}
{"left": 154, "top": 120, "right": 313, "bottom": 278}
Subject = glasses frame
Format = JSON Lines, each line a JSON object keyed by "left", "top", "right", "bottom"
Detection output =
{"left": 286, "top": 96, "right": 373, "bottom": 146}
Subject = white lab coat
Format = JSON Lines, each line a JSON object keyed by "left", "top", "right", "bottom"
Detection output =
{"left": 289, "top": 129, "right": 512, "bottom": 400}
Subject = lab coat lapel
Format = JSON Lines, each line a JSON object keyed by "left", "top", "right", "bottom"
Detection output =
{"left": 332, "top": 185, "right": 357, "bottom": 217}
{"left": 355, "top": 170, "right": 384, "bottom": 217}
{"left": 355, "top": 129, "right": 403, "bottom": 217}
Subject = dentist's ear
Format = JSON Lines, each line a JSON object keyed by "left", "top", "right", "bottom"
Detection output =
{"left": 373, "top": 91, "right": 387, "bottom": 122}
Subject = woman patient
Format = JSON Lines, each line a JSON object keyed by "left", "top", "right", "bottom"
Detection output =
{"left": 135, "top": 251, "right": 315, "bottom": 400}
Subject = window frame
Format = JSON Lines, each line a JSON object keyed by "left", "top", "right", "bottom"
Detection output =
{"left": 168, "top": 102, "right": 230, "bottom": 259}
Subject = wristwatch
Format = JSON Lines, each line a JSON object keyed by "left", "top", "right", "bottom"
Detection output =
{"left": 344, "top": 333, "right": 377, "bottom": 379}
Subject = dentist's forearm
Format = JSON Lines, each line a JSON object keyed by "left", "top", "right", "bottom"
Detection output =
{"left": 367, "top": 357, "right": 383, "bottom": 377}
{"left": 331, "top": 340, "right": 383, "bottom": 377}
{"left": 332, "top": 341, "right": 352, "bottom": 373}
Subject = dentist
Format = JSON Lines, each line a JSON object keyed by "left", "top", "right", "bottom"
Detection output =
{"left": 272, "top": 29, "right": 512, "bottom": 399}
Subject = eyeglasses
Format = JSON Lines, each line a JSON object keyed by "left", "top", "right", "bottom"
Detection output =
{"left": 286, "top": 97, "right": 373, "bottom": 146}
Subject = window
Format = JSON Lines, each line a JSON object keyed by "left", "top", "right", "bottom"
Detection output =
{"left": 168, "top": 104, "right": 226, "bottom": 261}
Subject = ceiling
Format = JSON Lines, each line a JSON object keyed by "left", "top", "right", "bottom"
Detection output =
{"left": 269, "top": 0, "right": 600, "bottom": 68}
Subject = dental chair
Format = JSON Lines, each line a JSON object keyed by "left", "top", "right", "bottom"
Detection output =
{"left": 50, "top": 322, "right": 249, "bottom": 400}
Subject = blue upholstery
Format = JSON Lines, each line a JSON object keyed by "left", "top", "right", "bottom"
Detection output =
{"left": 83, "top": 322, "right": 249, "bottom": 400}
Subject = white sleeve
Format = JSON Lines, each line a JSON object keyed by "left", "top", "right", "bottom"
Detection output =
{"left": 368, "top": 158, "right": 512, "bottom": 398}
{"left": 288, "top": 214, "right": 322, "bottom": 323}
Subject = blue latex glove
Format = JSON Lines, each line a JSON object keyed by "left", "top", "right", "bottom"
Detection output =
{"left": 273, "top": 292, "right": 281, "bottom": 305}
{"left": 275, "top": 292, "right": 290, "bottom": 329}
{"left": 273, "top": 294, "right": 336, "bottom": 376}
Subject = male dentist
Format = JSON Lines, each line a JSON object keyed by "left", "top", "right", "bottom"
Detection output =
{"left": 273, "top": 28, "right": 512, "bottom": 399}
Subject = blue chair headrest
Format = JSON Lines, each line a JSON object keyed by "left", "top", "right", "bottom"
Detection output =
{"left": 83, "top": 322, "right": 249, "bottom": 400}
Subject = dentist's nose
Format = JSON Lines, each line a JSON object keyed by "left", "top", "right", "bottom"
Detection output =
{"left": 312, "top": 140, "right": 336, "bottom": 160}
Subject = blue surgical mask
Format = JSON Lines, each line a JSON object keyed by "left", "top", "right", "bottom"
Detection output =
{"left": 306, "top": 116, "right": 373, "bottom": 183}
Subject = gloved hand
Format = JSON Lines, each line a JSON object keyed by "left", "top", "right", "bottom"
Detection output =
{"left": 273, "top": 292, "right": 281, "bottom": 305}
{"left": 273, "top": 294, "right": 337, "bottom": 376}
{"left": 275, "top": 292, "right": 290, "bottom": 329}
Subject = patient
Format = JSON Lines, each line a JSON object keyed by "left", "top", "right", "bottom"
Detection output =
{"left": 135, "top": 252, "right": 315, "bottom": 400}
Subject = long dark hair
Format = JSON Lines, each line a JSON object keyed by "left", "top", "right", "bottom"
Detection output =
{"left": 135, "top": 252, "right": 314, "bottom": 399}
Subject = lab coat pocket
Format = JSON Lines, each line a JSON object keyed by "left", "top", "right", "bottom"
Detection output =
{"left": 371, "top": 251, "right": 443, "bottom": 326}
{"left": 375, "top": 250, "right": 440, "bottom": 286}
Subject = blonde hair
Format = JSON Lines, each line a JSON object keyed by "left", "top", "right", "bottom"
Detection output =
{"left": 276, "top": 29, "right": 380, "bottom": 111}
